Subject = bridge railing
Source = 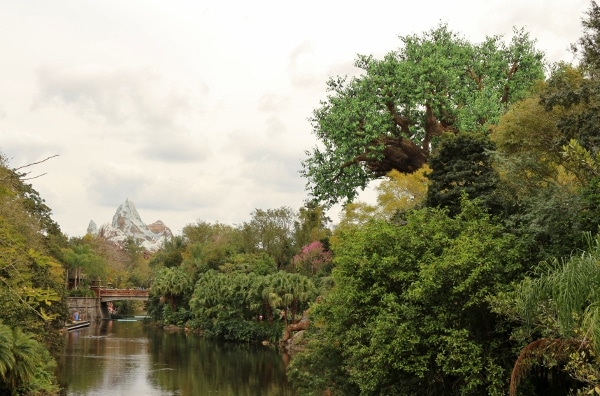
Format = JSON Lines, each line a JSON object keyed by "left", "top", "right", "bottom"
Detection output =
{"left": 91, "top": 287, "right": 149, "bottom": 298}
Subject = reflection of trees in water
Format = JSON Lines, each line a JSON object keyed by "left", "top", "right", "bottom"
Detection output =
{"left": 145, "top": 328, "right": 296, "bottom": 395}
{"left": 60, "top": 320, "right": 157, "bottom": 392}
{"left": 57, "top": 321, "right": 112, "bottom": 392}
{"left": 58, "top": 321, "right": 295, "bottom": 395}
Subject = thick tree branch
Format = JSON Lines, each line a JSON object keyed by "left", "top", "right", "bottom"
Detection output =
{"left": 466, "top": 68, "right": 484, "bottom": 90}
{"left": 385, "top": 101, "right": 411, "bottom": 135}
{"left": 331, "top": 134, "right": 428, "bottom": 184}
{"left": 422, "top": 103, "right": 446, "bottom": 153}
{"left": 502, "top": 61, "right": 520, "bottom": 104}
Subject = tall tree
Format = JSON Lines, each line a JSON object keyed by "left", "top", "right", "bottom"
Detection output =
{"left": 0, "top": 154, "right": 66, "bottom": 334}
{"left": 240, "top": 207, "right": 296, "bottom": 269}
{"left": 490, "top": 78, "right": 575, "bottom": 200}
{"left": 293, "top": 203, "right": 331, "bottom": 251}
{"left": 301, "top": 24, "right": 544, "bottom": 207}
{"left": 62, "top": 242, "right": 107, "bottom": 288}
{"left": 426, "top": 133, "right": 503, "bottom": 216}
{"left": 181, "top": 221, "right": 242, "bottom": 275}
{"left": 149, "top": 236, "right": 186, "bottom": 269}
{"left": 539, "top": 1, "right": 600, "bottom": 155}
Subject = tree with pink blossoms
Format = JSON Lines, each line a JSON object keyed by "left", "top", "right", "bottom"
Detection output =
{"left": 292, "top": 241, "right": 332, "bottom": 276}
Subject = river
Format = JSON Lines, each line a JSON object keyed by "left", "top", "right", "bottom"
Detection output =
{"left": 57, "top": 319, "right": 297, "bottom": 395}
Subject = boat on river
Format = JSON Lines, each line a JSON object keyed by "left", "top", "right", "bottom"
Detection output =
{"left": 66, "top": 321, "right": 90, "bottom": 331}
{"left": 110, "top": 314, "right": 149, "bottom": 321}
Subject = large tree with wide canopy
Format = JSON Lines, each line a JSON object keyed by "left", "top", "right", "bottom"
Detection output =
{"left": 301, "top": 24, "right": 545, "bottom": 207}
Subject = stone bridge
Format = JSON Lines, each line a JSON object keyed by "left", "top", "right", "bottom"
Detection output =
{"left": 79, "top": 286, "right": 149, "bottom": 319}
{"left": 93, "top": 288, "right": 150, "bottom": 302}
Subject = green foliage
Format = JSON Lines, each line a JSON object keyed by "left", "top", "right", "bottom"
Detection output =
{"left": 509, "top": 234, "right": 600, "bottom": 352}
{"left": 493, "top": 233, "right": 600, "bottom": 394}
{"left": 0, "top": 321, "right": 59, "bottom": 395}
{"left": 219, "top": 252, "right": 277, "bottom": 275}
{"left": 426, "top": 133, "right": 503, "bottom": 216}
{"left": 190, "top": 270, "right": 260, "bottom": 324}
{"left": 491, "top": 90, "right": 600, "bottom": 262}
{"left": 290, "top": 201, "right": 525, "bottom": 395}
{"left": 160, "top": 304, "right": 193, "bottom": 327}
{"left": 490, "top": 80, "right": 574, "bottom": 200}
{"left": 62, "top": 242, "right": 108, "bottom": 288}
{"left": 562, "top": 138, "right": 600, "bottom": 184}
{"left": 147, "top": 209, "right": 327, "bottom": 334}
{"left": 508, "top": 187, "right": 591, "bottom": 261}
{"left": 572, "top": 0, "right": 600, "bottom": 73}
{"left": 149, "top": 236, "right": 186, "bottom": 269}
{"left": 262, "top": 271, "right": 318, "bottom": 323}
{"left": 533, "top": 1, "right": 600, "bottom": 165}
{"left": 150, "top": 266, "right": 193, "bottom": 314}
{"left": 181, "top": 221, "right": 242, "bottom": 275}
{"left": 301, "top": 23, "right": 544, "bottom": 207}
{"left": 0, "top": 154, "right": 68, "bottom": 355}
{"left": 112, "top": 300, "right": 139, "bottom": 316}
{"left": 293, "top": 203, "right": 332, "bottom": 251}
{"left": 491, "top": 58, "right": 600, "bottom": 261}
{"left": 68, "top": 287, "right": 97, "bottom": 297}
{"left": 287, "top": 336, "right": 357, "bottom": 396}
{"left": 240, "top": 207, "right": 296, "bottom": 269}
{"left": 189, "top": 270, "right": 317, "bottom": 342}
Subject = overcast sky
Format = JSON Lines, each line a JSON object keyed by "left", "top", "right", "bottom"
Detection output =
{"left": 0, "top": 0, "right": 591, "bottom": 237}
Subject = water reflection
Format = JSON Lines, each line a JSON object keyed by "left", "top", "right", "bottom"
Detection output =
{"left": 58, "top": 320, "right": 296, "bottom": 396}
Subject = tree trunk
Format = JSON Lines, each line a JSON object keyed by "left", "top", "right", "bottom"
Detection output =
{"left": 510, "top": 338, "right": 589, "bottom": 396}
{"left": 281, "top": 314, "right": 310, "bottom": 343}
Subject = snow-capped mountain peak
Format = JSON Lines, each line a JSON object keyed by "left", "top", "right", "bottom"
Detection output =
{"left": 87, "top": 199, "right": 172, "bottom": 252}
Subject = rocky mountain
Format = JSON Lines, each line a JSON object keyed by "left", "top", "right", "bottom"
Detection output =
{"left": 87, "top": 199, "right": 172, "bottom": 252}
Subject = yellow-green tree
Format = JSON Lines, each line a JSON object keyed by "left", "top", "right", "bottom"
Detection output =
{"left": 62, "top": 242, "right": 108, "bottom": 289}
{"left": 336, "top": 166, "right": 429, "bottom": 230}
{"left": 490, "top": 70, "right": 583, "bottom": 200}
{"left": 0, "top": 153, "right": 65, "bottom": 393}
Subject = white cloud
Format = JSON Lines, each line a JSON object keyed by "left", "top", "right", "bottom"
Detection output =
{"left": 288, "top": 41, "right": 325, "bottom": 88}
{"left": 33, "top": 66, "right": 197, "bottom": 127}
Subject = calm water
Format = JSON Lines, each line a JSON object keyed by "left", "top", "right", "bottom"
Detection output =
{"left": 57, "top": 320, "right": 297, "bottom": 396}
